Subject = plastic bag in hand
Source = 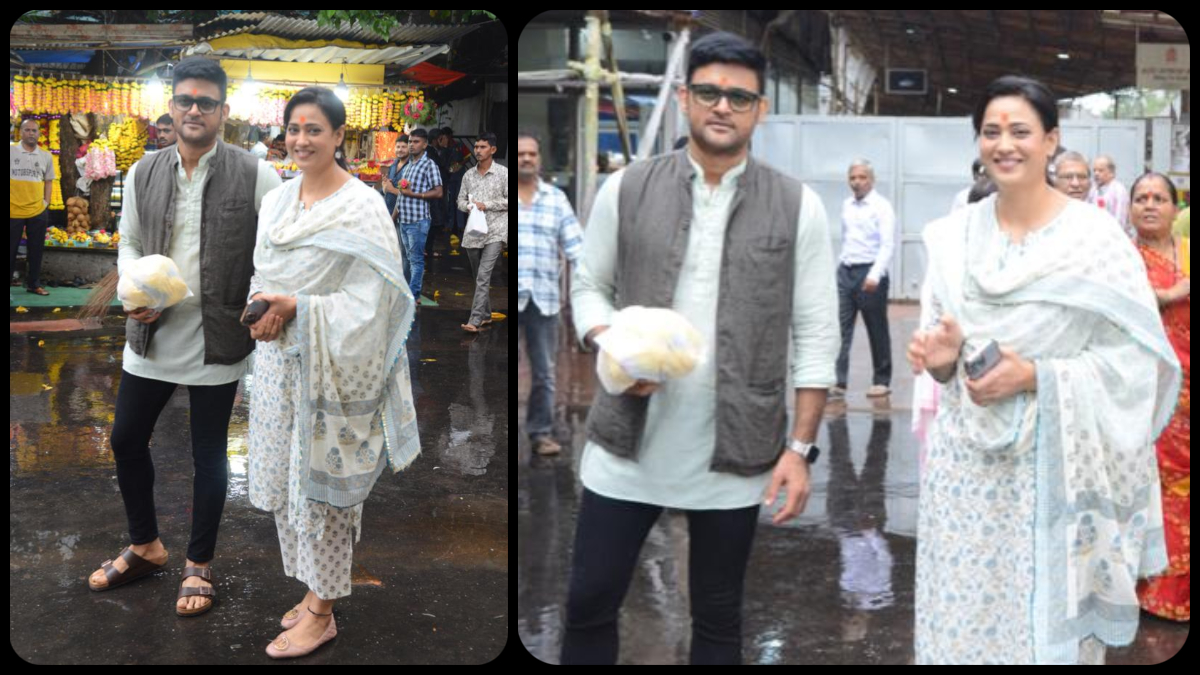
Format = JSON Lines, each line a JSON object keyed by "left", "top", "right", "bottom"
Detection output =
{"left": 117, "top": 254, "right": 193, "bottom": 312}
{"left": 594, "top": 306, "right": 706, "bottom": 395}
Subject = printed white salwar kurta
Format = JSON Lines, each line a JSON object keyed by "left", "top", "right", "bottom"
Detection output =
{"left": 248, "top": 174, "right": 420, "bottom": 600}
{"left": 914, "top": 194, "right": 1180, "bottom": 664}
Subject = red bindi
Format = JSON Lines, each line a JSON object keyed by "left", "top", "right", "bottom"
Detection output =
{"left": 299, "top": 116, "right": 306, "bottom": 124}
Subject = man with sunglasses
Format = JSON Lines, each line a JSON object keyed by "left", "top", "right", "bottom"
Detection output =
{"left": 565, "top": 32, "right": 839, "bottom": 664}
{"left": 87, "top": 56, "right": 281, "bottom": 617}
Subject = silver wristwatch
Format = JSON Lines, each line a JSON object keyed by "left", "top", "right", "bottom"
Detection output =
{"left": 786, "top": 438, "right": 820, "bottom": 464}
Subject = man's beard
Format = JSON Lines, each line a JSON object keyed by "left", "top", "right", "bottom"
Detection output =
{"left": 180, "top": 123, "right": 218, "bottom": 146}
{"left": 689, "top": 120, "right": 746, "bottom": 156}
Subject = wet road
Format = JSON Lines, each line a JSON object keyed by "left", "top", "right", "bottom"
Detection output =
{"left": 10, "top": 308, "right": 509, "bottom": 664}
{"left": 517, "top": 305, "right": 1188, "bottom": 664}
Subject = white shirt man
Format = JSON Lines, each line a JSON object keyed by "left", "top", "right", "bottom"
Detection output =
{"left": 835, "top": 160, "right": 897, "bottom": 397}
{"left": 1087, "top": 155, "right": 1132, "bottom": 237}
{"left": 840, "top": 188, "right": 897, "bottom": 284}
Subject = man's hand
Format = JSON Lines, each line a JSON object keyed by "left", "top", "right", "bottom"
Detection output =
{"left": 584, "top": 325, "right": 609, "bottom": 351}
{"left": 474, "top": 201, "right": 487, "bottom": 212}
{"left": 763, "top": 450, "right": 811, "bottom": 525}
{"left": 622, "top": 380, "right": 660, "bottom": 397}
{"left": 862, "top": 277, "right": 879, "bottom": 293}
{"left": 127, "top": 307, "right": 160, "bottom": 324}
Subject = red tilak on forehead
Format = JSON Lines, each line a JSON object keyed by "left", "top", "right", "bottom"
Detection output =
{"left": 1000, "top": 112, "right": 1009, "bottom": 125}
{"left": 300, "top": 116, "right": 306, "bottom": 124}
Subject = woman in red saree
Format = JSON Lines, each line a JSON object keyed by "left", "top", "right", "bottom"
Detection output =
{"left": 1131, "top": 172, "right": 1190, "bottom": 622}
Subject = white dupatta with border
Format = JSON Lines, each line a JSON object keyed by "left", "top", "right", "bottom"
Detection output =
{"left": 254, "top": 174, "right": 419, "bottom": 536}
{"left": 922, "top": 194, "right": 1179, "bottom": 663}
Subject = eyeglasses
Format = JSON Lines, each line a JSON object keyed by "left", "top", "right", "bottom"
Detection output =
{"left": 688, "top": 84, "right": 761, "bottom": 113}
{"left": 171, "top": 95, "right": 223, "bottom": 114}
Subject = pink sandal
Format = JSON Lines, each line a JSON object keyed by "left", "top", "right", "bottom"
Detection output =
{"left": 266, "top": 609, "right": 337, "bottom": 658}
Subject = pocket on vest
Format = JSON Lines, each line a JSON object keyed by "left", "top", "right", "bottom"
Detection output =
{"left": 732, "top": 239, "right": 790, "bottom": 303}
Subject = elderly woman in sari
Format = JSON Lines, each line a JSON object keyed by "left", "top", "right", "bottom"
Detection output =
{"left": 1129, "top": 172, "right": 1190, "bottom": 623}
{"left": 906, "top": 76, "right": 1181, "bottom": 664}
{"left": 246, "top": 86, "right": 420, "bottom": 658}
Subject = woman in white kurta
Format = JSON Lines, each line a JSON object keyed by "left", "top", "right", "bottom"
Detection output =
{"left": 246, "top": 87, "right": 420, "bottom": 659}
{"left": 908, "top": 76, "right": 1180, "bottom": 664}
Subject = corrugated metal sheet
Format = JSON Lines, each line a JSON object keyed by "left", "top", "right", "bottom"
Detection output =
{"left": 189, "top": 41, "right": 449, "bottom": 66}
{"left": 194, "top": 13, "right": 478, "bottom": 45}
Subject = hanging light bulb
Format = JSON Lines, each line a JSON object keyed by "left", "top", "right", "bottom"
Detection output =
{"left": 335, "top": 67, "right": 350, "bottom": 102}
{"left": 241, "top": 61, "right": 259, "bottom": 98}
{"left": 145, "top": 69, "right": 164, "bottom": 101}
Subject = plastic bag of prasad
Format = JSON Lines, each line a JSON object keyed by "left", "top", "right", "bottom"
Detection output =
{"left": 593, "top": 306, "right": 706, "bottom": 395}
{"left": 117, "top": 254, "right": 193, "bottom": 312}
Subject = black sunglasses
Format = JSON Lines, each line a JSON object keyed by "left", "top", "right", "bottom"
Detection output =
{"left": 171, "top": 95, "right": 223, "bottom": 114}
{"left": 688, "top": 84, "right": 761, "bottom": 112}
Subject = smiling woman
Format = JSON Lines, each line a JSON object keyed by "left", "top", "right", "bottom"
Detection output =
{"left": 910, "top": 77, "right": 1182, "bottom": 665}
{"left": 247, "top": 83, "right": 421, "bottom": 659}
{"left": 283, "top": 86, "right": 350, "bottom": 173}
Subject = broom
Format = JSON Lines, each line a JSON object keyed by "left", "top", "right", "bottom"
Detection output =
{"left": 77, "top": 268, "right": 121, "bottom": 323}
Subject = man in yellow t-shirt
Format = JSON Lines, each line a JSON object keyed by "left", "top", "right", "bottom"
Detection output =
{"left": 9, "top": 118, "right": 56, "bottom": 295}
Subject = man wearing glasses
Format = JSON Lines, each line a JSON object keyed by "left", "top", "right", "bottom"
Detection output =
{"left": 565, "top": 32, "right": 839, "bottom": 664}
{"left": 87, "top": 56, "right": 281, "bottom": 617}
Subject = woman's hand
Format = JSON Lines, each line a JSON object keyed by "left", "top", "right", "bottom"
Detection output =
{"left": 907, "top": 314, "right": 964, "bottom": 378}
{"left": 248, "top": 293, "right": 297, "bottom": 342}
{"left": 1171, "top": 277, "right": 1190, "bottom": 303}
{"left": 249, "top": 313, "right": 284, "bottom": 342}
{"left": 254, "top": 293, "right": 298, "bottom": 322}
{"left": 1155, "top": 278, "right": 1190, "bottom": 306}
{"left": 964, "top": 346, "right": 1037, "bottom": 406}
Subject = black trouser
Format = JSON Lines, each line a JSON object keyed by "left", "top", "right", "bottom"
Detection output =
{"left": 446, "top": 171, "right": 466, "bottom": 239}
{"left": 835, "top": 263, "right": 892, "bottom": 388}
{"left": 425, "top": 189, "right": 446, "bottom": 256}
{"left": 10, "top": 211, "right": 49, "bottom": 289}
{"left": 561, "top": 488, "right": 760, "bottom": 665}
{"left": 109, "top": 369, "right": 238, "bottom": 563}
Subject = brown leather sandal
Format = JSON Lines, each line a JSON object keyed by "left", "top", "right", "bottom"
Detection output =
{"left": 176, "top": 566, "right": 217, "bottom": 617}
{"left": 88, "top": 546, "right": 169, "bottom": 592}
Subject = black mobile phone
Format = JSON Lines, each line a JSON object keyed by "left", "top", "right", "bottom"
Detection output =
{"left": 964, "top": 340, "right": 1002, "bottom": 380}
{"left": 241, "top": 298, "right": 270, "bottom": 326}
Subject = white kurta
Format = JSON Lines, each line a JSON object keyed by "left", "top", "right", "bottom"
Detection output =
{"left": 571, "top": 154, "right": 840, "bottom": 510}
